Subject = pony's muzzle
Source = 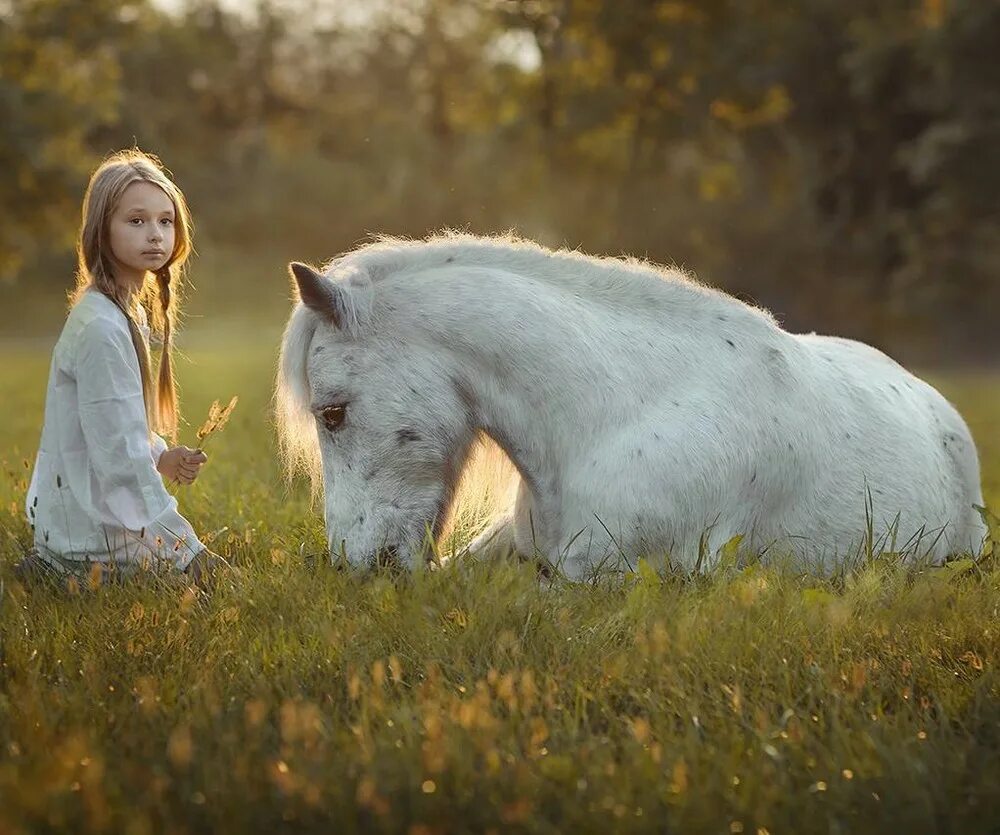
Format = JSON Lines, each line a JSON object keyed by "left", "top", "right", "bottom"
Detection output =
{"left": 329, "top": 541, "right": 404, "bottom": 572}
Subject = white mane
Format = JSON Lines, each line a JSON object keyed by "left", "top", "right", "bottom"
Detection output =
{"left": 342, "top": 230, "right": 775, "bottom": 323}
{"left": 275, "top": 302, "right": 323, "bottom": 490}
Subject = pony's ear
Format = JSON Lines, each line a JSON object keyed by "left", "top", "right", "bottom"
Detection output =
{"left": 289, "top": 262, "right": 340, "bottom": 327}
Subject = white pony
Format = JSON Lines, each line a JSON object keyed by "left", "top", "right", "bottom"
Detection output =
{"left": 276, "top": 233, "right": 986, "bottom": 577}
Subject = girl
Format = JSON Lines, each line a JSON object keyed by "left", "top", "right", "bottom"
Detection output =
{"left": 23, "top": 149, "right": 213, "bottom": 582}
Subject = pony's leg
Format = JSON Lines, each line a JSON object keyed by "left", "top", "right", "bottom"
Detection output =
{"left": 466, "top": 512, "right": 563, "bottom": 585}
{"left": 464, "top": 512, "right": 519, "bottom": 561}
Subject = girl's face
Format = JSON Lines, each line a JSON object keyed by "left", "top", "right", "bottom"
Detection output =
{"left": 108, "top": 181, "right": 176, "bottom": 282}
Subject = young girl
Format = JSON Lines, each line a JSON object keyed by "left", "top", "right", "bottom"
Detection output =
{"left": 23, "top": 149, "right": 213, "bottom": 582}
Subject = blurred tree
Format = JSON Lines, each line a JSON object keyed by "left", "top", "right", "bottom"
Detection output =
{"left": 1, "top": 0, "right": 996, "bottom": 357}
{"left": 756, "top": 0, "right": 1000, "bottom": 347}
{"left": 897, "top": 0, "right": 1000, "bottom": 340}
{"left": 0, "top": 0, "right": 146, "bottom": 279}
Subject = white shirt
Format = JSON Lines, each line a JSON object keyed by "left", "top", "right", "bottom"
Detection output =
{"left": 25, "top": 288, "right": 203, "bottom": 571}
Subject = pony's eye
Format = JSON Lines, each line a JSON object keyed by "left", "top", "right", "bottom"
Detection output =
{"left": 321, "top": 404, "right": 347, "bottom": 432}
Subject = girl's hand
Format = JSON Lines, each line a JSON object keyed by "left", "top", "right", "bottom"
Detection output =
{"left": 157, "top": 446, "right": 208, "bottom": 485}
{"left": 186, "top": 548, "right": 239, "bottom": 589}
{"left": 186, "top": 548, "right": 219, "bottom": 586}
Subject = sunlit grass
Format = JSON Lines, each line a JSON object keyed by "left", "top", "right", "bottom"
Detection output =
{"left": 1, "top": 339, "right": 998, "bottom": 833}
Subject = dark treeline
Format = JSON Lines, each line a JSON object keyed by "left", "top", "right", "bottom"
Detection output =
{"left": 2, "top": 0, "right": 998, "bottom": 360}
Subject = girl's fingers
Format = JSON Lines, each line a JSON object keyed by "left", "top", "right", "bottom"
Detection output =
{"left": 161, "top": 448, "right": 205, "bottom": 485}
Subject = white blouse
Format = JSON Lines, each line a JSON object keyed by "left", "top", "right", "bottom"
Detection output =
{"left": 25, "top": 288, "right": 204, "bottom": 571}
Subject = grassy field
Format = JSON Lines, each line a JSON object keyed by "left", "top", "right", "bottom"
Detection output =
{"left": 1, "top": 335, "right": 999, "bottom": 834}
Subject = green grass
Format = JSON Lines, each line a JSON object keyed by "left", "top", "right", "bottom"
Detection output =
{"left": 1, "top": 337, "right": 999, "bottom": 834}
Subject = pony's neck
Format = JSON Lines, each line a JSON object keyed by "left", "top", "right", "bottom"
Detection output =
{"left": 391, "top": 265, "right": 689, "bottom": 550}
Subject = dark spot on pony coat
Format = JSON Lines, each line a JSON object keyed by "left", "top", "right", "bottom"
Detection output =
{"left": 397, "top": 429, "right": 422, "bottom": 444}
{"left": 725, "top": 339, "right": 735, "bottom": 348}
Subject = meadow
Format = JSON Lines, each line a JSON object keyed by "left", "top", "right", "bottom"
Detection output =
{"left": 1, "top": 333, "right": 998, "bottom": 834}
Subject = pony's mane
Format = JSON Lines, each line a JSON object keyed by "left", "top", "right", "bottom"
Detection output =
{"left": 275, "top": 231, "right": 776, "bottom": 487}
{"left": 339, "top": 230, "right": 707, "bottom": 298}
{"left": 275, "top": 302, "right": 323, "bottom": 490}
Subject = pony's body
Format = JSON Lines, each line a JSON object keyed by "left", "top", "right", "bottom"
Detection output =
{"left": 277, "top": 234, "right": 985, "bottom": 577}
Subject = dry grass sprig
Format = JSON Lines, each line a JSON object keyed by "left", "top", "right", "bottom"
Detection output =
{"left": 195, "top": 395, "right": 238, "bottom": 447}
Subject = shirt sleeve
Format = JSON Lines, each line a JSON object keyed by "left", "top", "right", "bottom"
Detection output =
{"left": 151, "top": 432, "right": 169, "bottom": 465}
{"left": 74, "top": 318, "right": 203, "bottom": 570}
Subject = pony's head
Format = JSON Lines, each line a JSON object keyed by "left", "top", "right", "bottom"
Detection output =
{"left": 276, "top": 260, "right": 479, "bottom": 568}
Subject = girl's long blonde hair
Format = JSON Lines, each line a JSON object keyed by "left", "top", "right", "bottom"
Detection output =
{"left": 70, "top": 149, "right": 193, "bottom": 441}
